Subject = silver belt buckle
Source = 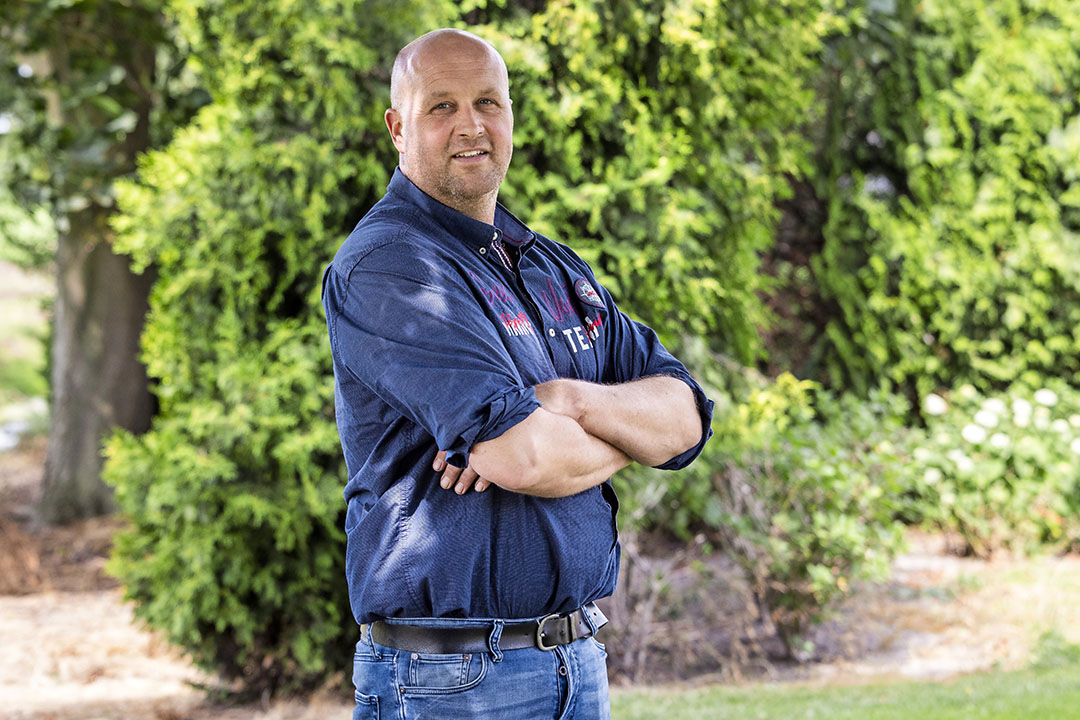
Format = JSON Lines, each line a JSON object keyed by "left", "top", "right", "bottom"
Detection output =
{"left": 536, "top": 613, "right": 561, "bottom": 651}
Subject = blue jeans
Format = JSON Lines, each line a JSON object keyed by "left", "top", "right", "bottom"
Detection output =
{"left": 351, "top": 615, "right": 611, "bottom": 720}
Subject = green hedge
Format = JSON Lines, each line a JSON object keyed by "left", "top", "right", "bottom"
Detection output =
{"left": 810, "top": 0, "right": 1080, "bottom": 397}
{"left": 491, "top": 0, "right": 833, "bottom": 363}
{"left": 106, "top": 0, "right": 459, "bottom": 693}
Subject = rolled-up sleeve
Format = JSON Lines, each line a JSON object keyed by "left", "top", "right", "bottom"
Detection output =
{"left": 322, "top": 243, "right": 540, "bottom": 468}
{"left": 594, "top": 280, "right": 715, "bottom": 470}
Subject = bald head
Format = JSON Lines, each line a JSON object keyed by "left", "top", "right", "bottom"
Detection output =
{"left": 390, "top": 29, "right": 508, "bottom": 111}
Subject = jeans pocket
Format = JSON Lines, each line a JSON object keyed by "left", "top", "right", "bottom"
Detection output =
{"left": 352, "top": 691, "right": 379, "bottom": 720}
{"left": 401, "top": 651, "right": 488, "bottom": 696}
{"left": 589, "top": 636, "right": 608, "bottom": 658}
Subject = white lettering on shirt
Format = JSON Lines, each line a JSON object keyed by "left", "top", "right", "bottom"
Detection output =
{"left": 559, "top": 315, "right": 604, "bottom": 353}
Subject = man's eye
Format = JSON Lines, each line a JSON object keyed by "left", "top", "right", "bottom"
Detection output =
{"left": 433, "top": 102, "right": 451, "bottom": 111}
{"left": 477, "top": 98, "right": 493, "bottom": 105}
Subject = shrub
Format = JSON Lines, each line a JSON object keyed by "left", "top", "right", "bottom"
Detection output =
{"left": 492, "top": 0, "right": 836, "bottom": 363}
{"left": 900, "top": 382, "right": 1080, "bottom": 558}
{"left": 809, "top": 0, "right": 1080, "bottom": 397}
{"left": 105, "top": 0, "right": 459, "bottom": 694}
{"left": 624, "top": 353, "right": 909, "bottom": 658}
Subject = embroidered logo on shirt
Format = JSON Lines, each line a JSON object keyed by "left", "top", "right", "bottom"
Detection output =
{"left": 575, "top": 279, "right": 604, "bottom": 308}
{"left": 501, "top": 312, "right": 535, "bottom": 337}
{"left": 540, "top": 278, "right": 575, "bottom": 321}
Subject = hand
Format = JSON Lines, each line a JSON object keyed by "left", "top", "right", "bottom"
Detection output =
{"left": 432, "top": 450, "right": 490, "bottom": 495}
{"left": 533, "top": 379, "right": 585, "bottom": 421}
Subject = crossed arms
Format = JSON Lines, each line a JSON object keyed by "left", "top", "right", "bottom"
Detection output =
{"left": 434, "top": 375, "right": 702, "bottom": 498}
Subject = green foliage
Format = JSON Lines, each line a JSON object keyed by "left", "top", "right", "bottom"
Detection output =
{"left": 0, "top": 190, "right": 55, "bottom": 269}
{"left": 103, "top": 0, "right": 848, "bottom": 691}
{"left": 899, "top": 382, "right": 1080, "bottom": 558}
{"left": 625, "top": 354, "right": 908, "bottom": 656}
{"left": 810, "top": 0, "right": 1080, "bottom": 396}
{"left": 106, "top": 0, "right": 458, "bottom": 694}
{"left": 0, "top": 0, "right": 205, "bottom": 222}
{"left": 490, "top": 0, "right": 836, "bottom": 363}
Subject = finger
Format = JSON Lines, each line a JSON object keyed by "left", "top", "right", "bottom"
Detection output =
{"left": 433, "top": 450, "right": 447, "bottom": 473}
{"left": 440, "top": 464, "right": 463, "bottom": 490}
{"left": 474, "top": 478, "right": 489, "bottom": 493}
{"left": 455, "top": 466, "right": 480, "bottom": 495}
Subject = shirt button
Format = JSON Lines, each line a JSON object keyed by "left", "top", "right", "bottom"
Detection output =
{"left": 478, "top": 247, "right": 487, "bottom": 255}
{"left": 548, "top": 328, "right": 556, "bottom": 337}
{"left": 492, "top": 231, "right": 498, "bottom": 241}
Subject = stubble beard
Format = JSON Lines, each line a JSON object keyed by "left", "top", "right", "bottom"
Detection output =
{"left": 437, "top": 153, "right": 509, "bottom": 220}
{"left": 407, "top": 144, "right": 511, "bottom": 221}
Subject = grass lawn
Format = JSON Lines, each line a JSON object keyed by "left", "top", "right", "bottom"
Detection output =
{"left": 611, "top": 657, "right": 1080, "bottom": 720}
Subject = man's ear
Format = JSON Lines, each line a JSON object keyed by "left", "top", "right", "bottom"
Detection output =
{"left": 385, "top": 108, "right": 406, "bottom": 154}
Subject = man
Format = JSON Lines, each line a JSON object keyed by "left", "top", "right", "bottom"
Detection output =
{"left": 321, "top": 28, "right": 713, "bottom": 719}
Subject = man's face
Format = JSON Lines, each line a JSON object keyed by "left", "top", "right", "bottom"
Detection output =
{"left": 386, "top": 37, "right": 514, "bottom": 221}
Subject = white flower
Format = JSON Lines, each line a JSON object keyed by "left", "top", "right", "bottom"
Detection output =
{"left": 981, "top": 398, "right": 1007, "bottom": 416}
{"left": 923, "top": 393, "right": 948, "bottom": 416}
{"left": 1015, "top": 413, "right": 1031, "bottom": 428}
{"left": 924, "top": 468, "right": 943, "bottom": 485}
{"left": 913, "top": 447, "right": 934, "bottom": 463}
{"left": 1035, "top": 407, "right": 1051, "bottom": 430}
{"left": 961, "top": 424, "right": 987, "bottom": 444}
{"left": 1034, "top": 389, "right": 1059, "bottom": 407}
{"left": 974, "top": 409, "right": 999, "bottom": 428}
{"left": 1013, "top": 398, "right": 1032, "bottom": 419}
{"left": 1052, "top": 419, "right": 1070, "bottom": 434}
{"left": 989, "top": 432, "right": 1010, "bottom": 450}
{"left": 1071, "top": 437, "right": 1080, "bottom": 455}
{"left": 1070, "top": 414, "right": 1080, "bottom": 428}
{"left": 956, "top": 384, "right": 978, "bottom": 400}
{"left": 947, "top": 448, "right": 975, "bottom": 473}
{"left": 941, "top": 492, "right": 957, "bottom": 506}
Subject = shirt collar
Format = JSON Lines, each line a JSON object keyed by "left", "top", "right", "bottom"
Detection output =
{"left": 386, "top": 167, "right": 536, "bottom": 257}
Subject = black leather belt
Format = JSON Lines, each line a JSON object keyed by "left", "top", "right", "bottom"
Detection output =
{"left": 366, "top": 603, "right": 608, "bottom": 654}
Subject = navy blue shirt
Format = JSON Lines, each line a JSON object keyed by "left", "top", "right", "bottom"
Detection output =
{"left": 322, "top": 169, "right": 713, "bottom": 624}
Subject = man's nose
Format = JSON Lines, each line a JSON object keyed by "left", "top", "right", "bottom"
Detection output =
{"left": 456, "top": 106, "right": 485, "bottom": 137}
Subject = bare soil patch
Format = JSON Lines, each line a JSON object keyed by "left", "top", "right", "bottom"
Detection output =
{"left": 2, "top": 441, "right": 1078, "bottom": 719}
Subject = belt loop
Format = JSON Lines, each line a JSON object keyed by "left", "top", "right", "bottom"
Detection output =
{"left": 487, "top": 620, "right": 505, "bottom": 663}
{"left": 366, "top": 623, "right": 383, "bottom": 660}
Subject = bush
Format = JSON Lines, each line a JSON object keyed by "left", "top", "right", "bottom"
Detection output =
{"left": 492, "top": 0, "right": 836, "bottom": 363}
{"left": 900, "top": 382, "right": 1080, "bottom": 558}
{"left": 809, "top": 0, "right": 1080, "bottom": 397}
{"left": 105, "top": 0, "right": 459, "bottom": 694}
{"left": 623, "top": 353, "right": 909, "bottom": 658}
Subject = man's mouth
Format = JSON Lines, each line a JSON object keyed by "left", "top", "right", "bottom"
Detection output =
{"left": 452, "top": 150, "right": 488, "bottom": 159}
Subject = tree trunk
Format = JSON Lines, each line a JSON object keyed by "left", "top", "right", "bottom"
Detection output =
{"left": 37, "top": 12, "right": 159, "bottom": 525}
{"left": 40, "top": 207, "right": 154, "bottom": 523}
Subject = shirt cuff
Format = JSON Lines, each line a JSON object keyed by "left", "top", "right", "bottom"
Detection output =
{"left": 443, "top": 385, "right": 541, "bottom": 469}
{"left": 651, "top": 371, "right": 715, "bottom": 471}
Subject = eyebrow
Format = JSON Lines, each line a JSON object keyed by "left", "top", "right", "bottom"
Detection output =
{"left": 422, "top": 87, "right": 501, "bottom": 104}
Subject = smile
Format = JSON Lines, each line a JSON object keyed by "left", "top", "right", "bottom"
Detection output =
{"left": 452, "top": 150, "right": 488, "bottom": 158}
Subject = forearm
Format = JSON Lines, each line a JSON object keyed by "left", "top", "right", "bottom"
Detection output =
{"left": 468, "top": 406, "right": 630, "bottom": 498}
{"left": 539, "top": 376, "right": 703, "bottom": 467}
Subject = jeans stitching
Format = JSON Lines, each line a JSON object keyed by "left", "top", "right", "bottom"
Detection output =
{"left": 400, "top": 652, "right": 488, "bottom": 696}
